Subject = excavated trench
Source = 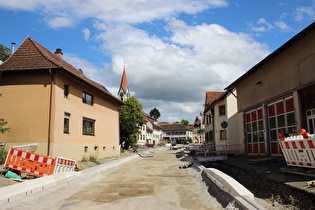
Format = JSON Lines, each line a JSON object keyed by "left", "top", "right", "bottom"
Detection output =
{"left": 201, "top": 160, "right": 315, "bottom": 210}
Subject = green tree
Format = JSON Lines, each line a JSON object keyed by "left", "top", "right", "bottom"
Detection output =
{"left": 119, "top": 96, "right": 146, "bottom": 149}
{"left": 149, "top": 107, "right": 161, "bottom": 120}
{"left": 0, "top": 119, "right": 10, "bottom": 134}
{"left": 0, "top": 44, "right": 10, "bottom": 62}
{"left": 181, "top": 119, "right": 190, "bottom": 127}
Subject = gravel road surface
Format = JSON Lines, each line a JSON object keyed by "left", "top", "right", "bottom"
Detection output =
{"left": 4, "top": 149, "right": 228, "bottom": 210}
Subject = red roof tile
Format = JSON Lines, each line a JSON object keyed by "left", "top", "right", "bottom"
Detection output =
{"left": 205, "top": 91, "right": 224, "bottom": 105}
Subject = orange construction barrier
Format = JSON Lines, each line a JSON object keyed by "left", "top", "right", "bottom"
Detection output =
{"left": 4, "top": 147, "right": 56, "bottom": 177}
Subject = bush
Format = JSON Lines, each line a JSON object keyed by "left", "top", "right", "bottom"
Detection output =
{"left": 0, "top": 147, "right": 8, "bottom": 164}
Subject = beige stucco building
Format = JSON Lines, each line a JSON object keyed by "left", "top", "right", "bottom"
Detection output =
{"left": 226, "top": 22, "right": 315, "bottom": 156}
{"left": 0, "top": 37, "right": 124, "bottom": 160}
{"left": 203, "top": 89, "right": 241, "bottom": 154}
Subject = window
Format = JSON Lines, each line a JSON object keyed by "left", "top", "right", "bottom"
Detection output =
{"left": 268, "top": 96, "right": 296, "bottom": 141}
{"left": 82, "top": 92, "right": 93, "bottom": 105}
{"left": 83, "top": 117, "right": 95, "bottom": 135}
{"left": 219, "top": 105, "right": 226, "bottom": 116}
{"left": 220, "top": 130, "right": 227, "bottom": 140}
{"left": 64, "top": 84, "right": 69, "bottom": 98}
{"left": 64, "top": 112, "right": 70, "bottom": 133}
{"left": 245, "top": 108, "right": 264, "bottom": 144}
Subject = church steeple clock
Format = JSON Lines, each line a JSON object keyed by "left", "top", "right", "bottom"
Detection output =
{"left": 117, "top": 68, "right": 130, "bottom": 101}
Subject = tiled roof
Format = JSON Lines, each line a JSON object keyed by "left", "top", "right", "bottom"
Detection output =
{"left": 160, "top": 123, "right": 190, "bottom": 131}
{"left": 205, "top": 91, "right": 224, "bottom": 105}
{"left": 0, "top": 37, "right": 124, "bottom": 105}
{"left": 190, "top": 119, "right": 201, "bottom": 129}
{"left": 158, "top": 122, "right": 170, "bottom": 125}
{"left": 142, "top": 111, "right": 162, "bottom": 129}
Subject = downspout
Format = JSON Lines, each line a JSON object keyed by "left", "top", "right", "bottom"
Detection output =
{"left": 47, "top": 69, "right": 54, "bottom": 156}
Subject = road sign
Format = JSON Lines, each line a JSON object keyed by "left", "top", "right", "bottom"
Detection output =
{"left": 221, "top": 121, "right": 228, "bottom": 129}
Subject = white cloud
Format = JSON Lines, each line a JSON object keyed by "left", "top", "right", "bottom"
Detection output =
{"left": 251, "top": 18, "right": 274, "bottom": 32}
{"left": 0, "top": 0, "right": 40, "bottom": 10}
{"left": 0, "top": 0, "right": 275, "bottom": 123}
{"left": 91, "top": 20, "right": 269, "bottom": 122}
{"left": 0, "top": 0, "right": 228, "bottom": 29}
{"left": 47, "top": 16, "right": 74, "bottom": 29}
{"left": 82, "top": 28, "right": 90, "bottom": 41}
{"left": 63, "top": 53, "right": 101, "bottom": 81}
{"left": 251, "top": 18, "right": 293, "bottom": 34}
{"left": 274, "top": 21, "right": 292, "bottom": 32}
{"left": 295, "top": 6, "right": 315, "bottom": 21}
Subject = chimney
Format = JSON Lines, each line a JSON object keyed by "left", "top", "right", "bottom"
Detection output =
{"left": 54, "top": 48, "right": 63, "bottom": 59}
{"left": 11, "top": 42, "right": 16, "bottom": 55}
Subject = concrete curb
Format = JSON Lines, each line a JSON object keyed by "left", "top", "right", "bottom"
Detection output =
{"left": 187, "top": 153, "right": 264, "bottom": 210}
{"left": 0, "top": 172, "right": 80, "bottom": 205}
{"left": 0, "top": 154, "right": 140, "bottom": 206}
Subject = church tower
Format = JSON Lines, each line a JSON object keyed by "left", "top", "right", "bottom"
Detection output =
{"left": 117, "top": 68, "right": 130, "bottom": 101}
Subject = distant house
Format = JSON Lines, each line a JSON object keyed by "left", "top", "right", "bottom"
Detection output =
{"left": 140, "top": 112, "right": 163, "bottom": 146}
{"left": 0, "top": 37, "right": 124, "bottom": 160}
{"left": 137, "top": 122, "right": 147, "bottom": 146}
{"left": 160, "top": 123, "right": 191, "bottom": 144}
{"left": 202, "top": 90, "right": 240, "bottom": 154}
{"left": 189, "top": 119, "right": 202, "bottom": 143}
{"left": 203, "top": 91, "right": 224, "bottom": 143}
{"left": 225, "top": 22, "right": 315, "bottom": 156}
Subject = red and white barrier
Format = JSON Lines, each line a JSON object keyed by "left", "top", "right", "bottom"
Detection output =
{"left": 279, "top": 134, "right": 315, "bottom": 168}
{"left": 53, "top": 157, "right": 76, "bottom": 173}
{"left": 4, "top": 148, "right": 55, "bottom": 177}
{"left": 4, "top": 147, "right": 77, "bottom": 177}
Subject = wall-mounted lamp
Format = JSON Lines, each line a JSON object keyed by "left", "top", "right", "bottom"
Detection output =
{"left": 255, "top": 80, "right": 262, "bottom": 85}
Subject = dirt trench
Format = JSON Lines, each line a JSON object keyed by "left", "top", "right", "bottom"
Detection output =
{"left": 203, "top": 161, "right": 315, "bottom": 210}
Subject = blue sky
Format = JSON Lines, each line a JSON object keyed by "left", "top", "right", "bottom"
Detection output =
{"left": 0, "top": 0, "right": 314, "bottom": 123}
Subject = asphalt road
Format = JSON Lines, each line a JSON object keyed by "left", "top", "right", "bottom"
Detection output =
{"left": 5, "top": 149, "right": 226, "bottom": 210}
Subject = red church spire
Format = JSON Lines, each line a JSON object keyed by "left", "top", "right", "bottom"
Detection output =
{"left": 120, "top": 68, "right": 128, "bottom": 91}
{"left": 118, "top": 67, "right": 130, "bottom": 101}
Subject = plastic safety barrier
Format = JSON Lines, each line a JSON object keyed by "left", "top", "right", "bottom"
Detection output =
{"left": 4, "top": 147, "right": 55, "bottom": 177}
{"left": 279, "top": 135, "right": 315, "bottom": 168}
{"left": 53, "top": 157, "right": 76, "bottom": 173}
